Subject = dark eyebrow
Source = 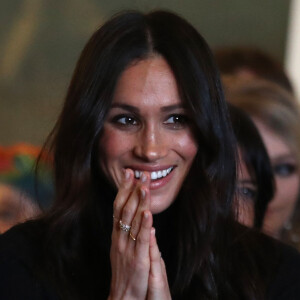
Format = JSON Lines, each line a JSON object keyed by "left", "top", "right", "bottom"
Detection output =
{"left": 160, "top": 104, "right": 186, "bottom": 112}
{"left": 272, "top": 154, "right": 296, "bottom": 163}
{"left": 110, "top": 103, "right": 139, "bottom": 113}
{"left": 110, "top": 103, "right": 185, "bottom": 113}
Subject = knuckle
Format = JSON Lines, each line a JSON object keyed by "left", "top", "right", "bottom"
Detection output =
{"left": 137, "top": 233, "right": 149, "bottom": 244}
{"left": 122, "top": 207, "right": 132, "bottom": 219}
{"left": 149, "top": 273, "right": 167, "bottom": 288}
{"left": 113, "top": 201, "right": 121, "bottom": 213}
{"left": 131, "top": 258, "right": 149, "bottom": 272}
{"left": 115, "top": 240, "right": 125, "bottom": 254}
{"left": 154, "top": 279, "right": 166, "bottom": 289}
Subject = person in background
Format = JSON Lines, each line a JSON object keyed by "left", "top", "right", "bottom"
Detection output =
{"left": 229, "top": 104, "right": 274, "bottom": 229}
{"left": 224, "top": 78, "right": 300, "bottom": 249}
{"left": 214, "top": 46, "right": 294, "bottom": 93}
{"left": 0, "top": 143, "right": 53, "bottom": 233}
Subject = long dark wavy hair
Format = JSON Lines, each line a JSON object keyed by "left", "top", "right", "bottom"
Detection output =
{"left": 35, "top": 10, "right": 274, "bottom": 300}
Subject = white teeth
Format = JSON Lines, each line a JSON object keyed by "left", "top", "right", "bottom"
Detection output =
{"left": 151, "top": 172, "right": 158, "bottom": 180}
{"left": 133, "top": 167, "right": 174, "bottom": 180}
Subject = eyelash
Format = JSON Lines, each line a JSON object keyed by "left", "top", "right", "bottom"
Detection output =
{"left": 236, "top": 185, "right": 257, "bottom": 201}
{"left": 273, "top": 163, "right": 298, "bottom": 178}
{"left": 163, "top": 114, "right": 189, "bottom": 129}
{"left": 111, "top": 114, "right": 138, "bottom": 126}
{"left": 111, "top": 114, "right": 189, "bottom": 129}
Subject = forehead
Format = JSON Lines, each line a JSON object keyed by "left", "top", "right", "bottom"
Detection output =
{"left": 252, "top": 118, "right": 291, "bottom": 158}
{"left": 112, "top": 57, "right": 182, "bottom": 109}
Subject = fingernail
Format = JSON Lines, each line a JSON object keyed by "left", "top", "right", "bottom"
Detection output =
{"left": 141, "top": 188, "right": 146, "bottom": 199}
{"left": 141, "top": 172, "right": 147, "bottom": 183}
{"left": 144, "top": 211, "right": 149, "bottom": 218}
{"left": 151, "top": 227, "right": 155, "bottom": 236}
{"left": 124, "top": 169, "right": 130, "bottom": 180}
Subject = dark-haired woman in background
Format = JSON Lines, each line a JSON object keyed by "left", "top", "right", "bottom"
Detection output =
{"left": 1, "top": 10, "right": 300, "bottom": 300}
{"left": 229, "top": 105, "right": 274, "bottom": 229}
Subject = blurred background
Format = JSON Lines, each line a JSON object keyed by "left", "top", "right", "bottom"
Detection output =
{"left": 0, "top": 0, "right": 299, "bottom": 146}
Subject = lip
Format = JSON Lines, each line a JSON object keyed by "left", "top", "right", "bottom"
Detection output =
{"left": 125, "top": 165, "right": 176, "bottom": 190}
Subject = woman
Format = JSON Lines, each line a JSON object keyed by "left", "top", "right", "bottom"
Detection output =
{"left": 224, "top": 78, "right": 300, "bottom": 248}
{"left": 229, "top": 105, "right": 274, "bottom": 228}
{"left": 1, "top": 10, "right": 300, "bottom": 300}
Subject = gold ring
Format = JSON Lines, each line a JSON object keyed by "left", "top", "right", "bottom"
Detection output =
{"left": 129, "top": 231, "right": 136, "bottom": 241}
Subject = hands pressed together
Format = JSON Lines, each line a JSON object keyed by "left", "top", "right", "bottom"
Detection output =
{"left": 108, "top": 169, "right": 171, "bottom": 300}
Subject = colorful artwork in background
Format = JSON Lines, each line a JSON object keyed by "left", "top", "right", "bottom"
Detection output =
{"left": 0, "top": 144, "right": 54, "bottom": 233}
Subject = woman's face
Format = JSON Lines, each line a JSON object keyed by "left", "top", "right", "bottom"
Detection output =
{"left": 99, "top": 57, "right": 198, "bottom": 214}
{"left": 253, "top": 118, "right": 300, "bottom": 238}
{"left": 235, "top": 148, "right": 256, "bottom": 227}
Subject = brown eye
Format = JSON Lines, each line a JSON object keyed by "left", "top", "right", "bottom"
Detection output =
{"left": 164, "top": 114, "right": 188, "bottom": 129}
{"left": 112, "top": 115, "right": 138, "bottom": 126}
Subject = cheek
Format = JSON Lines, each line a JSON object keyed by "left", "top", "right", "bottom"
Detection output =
{"left": 275, "top": 175, "right": 300, "bottom": 207}
{"left": 99, "top": 128, "right": 131, "bottom": 163}
{"left": 98, "top": 127, "right": 135, "bottom": 187}
{"left": 176, "top": 133, "right": 198, "bottom": 161}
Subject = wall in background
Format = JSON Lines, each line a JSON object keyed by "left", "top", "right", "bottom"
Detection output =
{"left": 285, "top": 0, "right": 300, "bottom": 100}
{"left": 0, "top": 0, "right": 290, "bottom": 145}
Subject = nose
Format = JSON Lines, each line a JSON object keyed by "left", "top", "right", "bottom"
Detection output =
{"left": 133, "top": 124, "right": 168, "bottom": 162}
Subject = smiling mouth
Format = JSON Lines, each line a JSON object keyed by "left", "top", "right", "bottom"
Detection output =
{"left": 134, "top": 167, "right": 174, "bottom": 181}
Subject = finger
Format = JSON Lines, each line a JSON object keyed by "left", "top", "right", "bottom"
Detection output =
{"left": 119, "top": 184, "right": 140, "bottom": 233}
{"left": 149, "top": 227, "right": 163, "bottom": 278}
{"left": 120, "top": 172, "right": 150, "bottom": 241}
{"left": 129, "top": 172, "right": 151, "bottom": 241}
{"left": 160, "top": 256, "right": 168, "bottom": 282}
{"left": 113, "top": 169, "right": 134, "bottom": 221}
{"left": 112, "top": 169, "right": 134, "bottom": 248}
{"left": 135, "top": 209, "right": 152, "bottom": 260}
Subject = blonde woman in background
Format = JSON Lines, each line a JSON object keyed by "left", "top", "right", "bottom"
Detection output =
{"left": 224, "top": 78, "right": 300, "bottom": 249}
